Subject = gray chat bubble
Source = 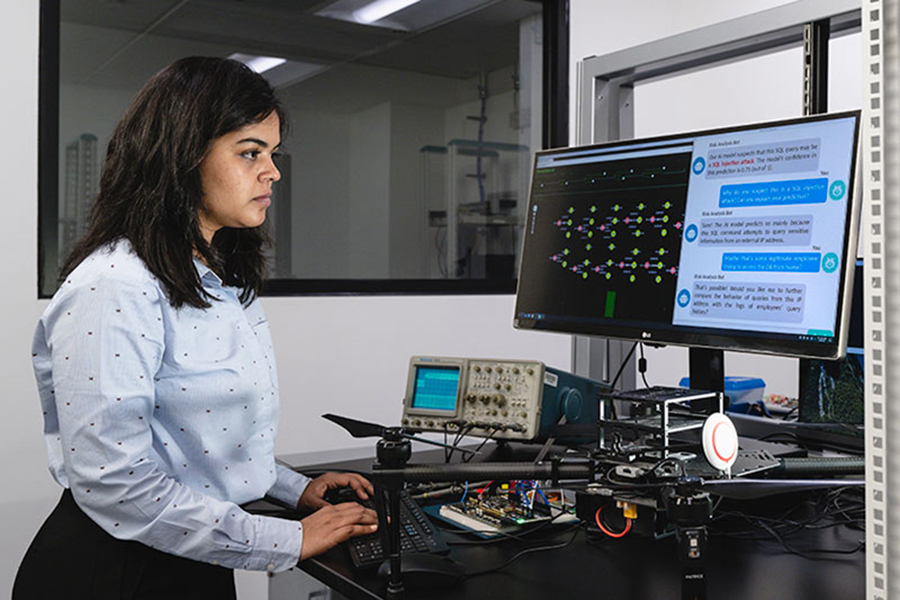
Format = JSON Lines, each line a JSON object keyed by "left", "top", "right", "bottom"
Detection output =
{"left": 698, "top": 215, "right": 813, "bottom": 247}
{"left": 705, "top": 139, "right": 820, "bottom": 179}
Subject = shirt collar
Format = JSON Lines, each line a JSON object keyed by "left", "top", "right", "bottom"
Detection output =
{"left": 192, "top": 256, "right": 223, "bottom": 285}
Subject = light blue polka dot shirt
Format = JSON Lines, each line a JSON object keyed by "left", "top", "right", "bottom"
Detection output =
{"left": 32, "top": 239, "right": 311, "bottom": 572}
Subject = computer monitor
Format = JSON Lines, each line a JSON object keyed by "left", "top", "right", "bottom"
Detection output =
{"left": 514, "top": 111, "right": 861, "bottom": 385}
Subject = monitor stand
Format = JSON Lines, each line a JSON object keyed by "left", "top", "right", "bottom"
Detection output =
{"left": 689, "top": 347, "right": 725, "bottom": 402}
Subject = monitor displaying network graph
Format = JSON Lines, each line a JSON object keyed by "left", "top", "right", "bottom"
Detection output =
{"left": 514, "top": 111, "right": 860, "bottom": 360}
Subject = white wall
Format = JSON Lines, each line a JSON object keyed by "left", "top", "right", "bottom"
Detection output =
{"left": 569, "top": 0, "right": 862, "bottom": 397}
{"left": 1, "top": 1, "right": 55, "bottom": 597}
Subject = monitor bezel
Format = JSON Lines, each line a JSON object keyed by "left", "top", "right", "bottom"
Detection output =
{"left": 513, "top": 110, "right": 862, "bottom": 360}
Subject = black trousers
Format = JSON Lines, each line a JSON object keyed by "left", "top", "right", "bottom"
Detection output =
{"left": 13, "top": 489, "right": 236, "bottom": 600}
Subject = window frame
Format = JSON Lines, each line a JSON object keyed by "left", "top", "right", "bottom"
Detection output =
{"left": 38, "top": 0, "right": 569, "bottom": 298}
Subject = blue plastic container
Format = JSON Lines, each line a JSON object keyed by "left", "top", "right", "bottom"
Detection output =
{"left": 678, "top": 376, "right": 766, "bottom": 411}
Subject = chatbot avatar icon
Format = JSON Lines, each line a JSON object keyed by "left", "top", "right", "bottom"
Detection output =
{"left": 692, "top": 156, "right": 706, "bottom": 175}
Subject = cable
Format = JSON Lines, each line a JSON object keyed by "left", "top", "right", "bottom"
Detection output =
{"left": 594, "top": 506, "right": 632, "bottom": 538}
{"left": 445, "top": 423, "right": 474, "bottom": 463}
{"left": 462, "top": 427, "right": 498, "bottom": 463}
{"left": 638, "top": 343, "right": 650, "bottom": 388}
{"left": 463, "top": 523, "right": 583, "bottom": 578}
{"left": 707, "top": 487, "right": 865, "bottom": 557}
{"left": 609, "top": 342, "right": 638, "bottom": 390}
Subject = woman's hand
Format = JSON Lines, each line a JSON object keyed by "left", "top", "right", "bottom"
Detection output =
{"left": 298, "top": 501, "right": 378, "bottom": 560}
{"left": 298, "top": 472, "right": 374, "bottom": 511}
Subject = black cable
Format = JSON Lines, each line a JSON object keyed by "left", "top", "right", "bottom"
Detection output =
{"left": 463, "top": 523, "right": 583, "bottom": 578}
{"left": 781, "top": 405, "right": 799, "bottom": 421}
{"left": 462, "top": 428, "right": 498, "bottom": 463}
{"left": 638, "top": 343, "right": 650, "bottom": 388}
{"left": 444, "top": 425, "right": 450, "bottom": 463}
{"left": 754, "top": 518, "right": 864, "bottom": 559}
{"left": 708, "top": 487, "right": 865, "bottom": 552}
{"left": 609, "top": 342, "right": 638, "bottom": 390}
{"left": 445, "top": 423, "right": 473, "bottom": 463}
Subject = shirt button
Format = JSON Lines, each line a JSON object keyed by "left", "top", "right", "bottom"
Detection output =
{"left": 266, "top": 563, "right": 276, "bottom": 573}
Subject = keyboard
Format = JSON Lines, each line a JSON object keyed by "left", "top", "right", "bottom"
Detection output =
{"left": 328, "top": 488, "right": 450, "bottom": 569}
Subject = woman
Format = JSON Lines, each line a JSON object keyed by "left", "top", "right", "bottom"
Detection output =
{"left": 15, "top": 57, "right": 377, "bottom": 599}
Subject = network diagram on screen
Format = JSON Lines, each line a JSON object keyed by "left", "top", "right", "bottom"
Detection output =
{"left": 515, "top": 112, "right": 860, "bottom": 359}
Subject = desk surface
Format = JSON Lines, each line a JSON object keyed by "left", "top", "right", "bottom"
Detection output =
{"left": 277, "top": 443, "right": 865, "bottom": 600}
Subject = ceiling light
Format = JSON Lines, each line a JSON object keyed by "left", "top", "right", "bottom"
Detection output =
{"left": 354, "top": 0, "right": 421, "bottom": 24}
{"left": 228, "top": 53, "right": 287, "bottom": 74}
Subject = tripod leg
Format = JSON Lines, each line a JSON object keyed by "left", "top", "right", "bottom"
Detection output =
{"left": 385, "top": 488, "right": 405, "bottom": 598}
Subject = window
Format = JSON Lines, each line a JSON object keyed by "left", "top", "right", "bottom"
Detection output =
{"left": 39, "top": 0, "right": 568, "bottom": 296}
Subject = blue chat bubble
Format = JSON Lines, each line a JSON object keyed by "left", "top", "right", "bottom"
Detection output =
{"left": 721, "top": 252, "right": 821, "bottom": 273}
{"left": 719, "top": 178, "right": 828, "bottom": 208}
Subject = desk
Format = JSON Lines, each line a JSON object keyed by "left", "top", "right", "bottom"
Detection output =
{"left": 268, "top": 443, "right": 864, "bottom": 600}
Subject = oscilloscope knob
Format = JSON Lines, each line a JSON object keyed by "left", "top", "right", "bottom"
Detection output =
{"left": 526, "top": 368, "right": 534, "bottom": 376}
{"left": 495, "top": 396, "right": 507, "bottom": 407}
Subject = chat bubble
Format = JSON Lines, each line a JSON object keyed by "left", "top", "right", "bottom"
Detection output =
{"left": 721, "top": 252, "right": 821, "bottom": 273}
{"left": 689, "top": 281, "right": 805, "bottom": 323}
{"left": 705, "top": 138, "right": 820, "bottom": 179}
{"left": 718, "top": 178, "right": 828, "bottom": 208}
{"left": 699, "top": 215, "right": 813, "bottom": 247}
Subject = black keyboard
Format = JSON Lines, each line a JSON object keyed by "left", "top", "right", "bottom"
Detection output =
{"left": 329, "top": 488, "right": 449, "bottom": 569}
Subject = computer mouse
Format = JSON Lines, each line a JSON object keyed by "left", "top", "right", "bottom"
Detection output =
{"left": 377, "top": 554, "right": 465, "bottom": 589}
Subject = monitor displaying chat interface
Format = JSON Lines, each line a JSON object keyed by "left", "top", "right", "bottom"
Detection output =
{"left": 514, "top": 112, "right": 860, "bottom": 359}
{"left": 410, "top": 365, "right": 461, "bottom": 413}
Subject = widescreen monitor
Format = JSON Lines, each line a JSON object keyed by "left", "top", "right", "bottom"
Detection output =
{"left": 514, "top": 112, "right": 860, "bottom": 360}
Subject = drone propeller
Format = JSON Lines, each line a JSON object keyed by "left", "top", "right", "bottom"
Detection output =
{"left": 322, "top": 414, "right": 385, "bottom": 438}
{"left": 322, "top": 413, "right": 477, "bottom": 455}
{"left": 698, "top": 478, "right": 864, "bottom": 500}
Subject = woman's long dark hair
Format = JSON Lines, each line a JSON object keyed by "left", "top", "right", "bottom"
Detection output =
{"left": 61, "top": 56, "right": 287, "bottom": 308}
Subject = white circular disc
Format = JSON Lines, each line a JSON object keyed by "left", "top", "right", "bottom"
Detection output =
{"left": 702, "top": 412, "right": 738, "bottom": 472}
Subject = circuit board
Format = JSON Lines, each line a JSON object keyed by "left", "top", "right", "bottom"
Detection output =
{"left": 433, "top": 487, "right": 577, "bottom": 537}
